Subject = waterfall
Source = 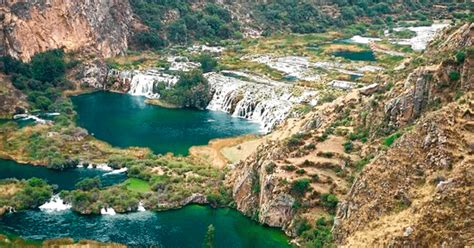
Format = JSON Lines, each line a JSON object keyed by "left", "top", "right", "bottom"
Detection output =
{"left": 129, "top": 73, "right": 160, "bottom": 98}
{"left": 39, "top": 195, "right": 72, "bottom": 212}
{"left": 138, "top": 202, "right": 146, "bottom": 212}
{"left": 111, "top": 69, "right": 179, "bottom": 99}
{"left": 206, "top": 72, "right": 318, "bottom": 133}
{"left": 103, "top": 167, "right": 128, "bottom": 176}
{"left": 101, "top": 207, "right": 117, "bottom": 215}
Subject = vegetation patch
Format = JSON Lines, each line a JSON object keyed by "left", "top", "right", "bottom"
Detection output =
{"left": 383, "top": 132, "right": 402, "bottom": 147}
{"left": 125, "top": 178, "right": 151, "bottom": 193}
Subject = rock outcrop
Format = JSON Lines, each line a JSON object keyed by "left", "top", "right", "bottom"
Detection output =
{"left": 0, "top": 73, "right": 27, "bottom": 117}
{"left": 228, "top": 141, "right": 296, "bottom": 234}
{"left": 0, "top": 0, "right": 134, "bottom": 61}
{"left": 333, "top": 101, "right": 474, "bottom": 247}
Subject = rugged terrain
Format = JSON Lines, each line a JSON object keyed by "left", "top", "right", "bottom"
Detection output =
{"left": 226, "top": 22, "right": 473, "bottom": 246}
{"left": 0, "top": 0, "right": 133, "bottom": 61}
{"left": 0, "top": 0, "right": 472, "bottom": 247}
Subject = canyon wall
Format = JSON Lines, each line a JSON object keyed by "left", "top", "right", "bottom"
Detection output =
{"left": 0, "top": 0, "right": 134, "bottom": 61}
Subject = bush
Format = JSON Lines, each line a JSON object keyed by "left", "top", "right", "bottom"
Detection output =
{"left": 304, "top": 217, "right": 334, "bottom": 247}
{"left": 320, "top": 193, "right": 338, "bottom": 213}
{"left": 449, "top": 71, "right": 460, "bottom": 81}
{"left": 282, "top": 165, "right": 296, "bottom": 171}
{"left": 343, "top": 141, "right": 353, "bottom": 153}
{"left": 30, "top": 49, "right": 66, "bottom": 83}
{"left": 156, "top": 70, "right": 212, "bottom": 109}
{"left": 75, "top": 177, "right": 102, "bottom": 191}
{"left": 296, "top": 169, "right": 306, "bottom": 175}
{"left": 13, "top": 178, "right": 53, "bottom": 209}
{"left": 133, "top": 31, "right": 166, "bottom": 50}
{"left": 1, "top": 49, "right": 70, "bottom": 111}
{"left": 455, "top": 51, "right": 466, "bottom": 64}
{"left": 294, "top": 217, "right": 311, "bottom": 236}
{"left": 290, "top": 179, "right": 311, "bottom": 197}
{"left": 196, "top": 53, "right": 218, "bottom": 73}
{"left": 383, "top": 132, "right": 402, "bottom": 147}
{"left": 265, "top": 162, "right": 277, "bottom": 174}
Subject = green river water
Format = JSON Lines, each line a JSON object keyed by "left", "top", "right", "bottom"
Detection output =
{"left": 0, "top": 91, "right": 290, "bottom": 247}
{"left": 71, "top": 91, "right": 260, "bottom": 155}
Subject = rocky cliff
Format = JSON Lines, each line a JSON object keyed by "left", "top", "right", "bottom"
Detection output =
{"left": 332, "top": 23, "right": 473, "bottom": 247}
{"left": 226, "top": 23, "right": 473, "bottom": 246}
{"left": 0, "top": 0, "right": 134, "bottom": 61}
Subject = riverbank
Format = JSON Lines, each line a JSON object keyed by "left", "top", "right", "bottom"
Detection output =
{"left": 189, "top": 134, "right": 262, "bottom": 169}
{"left": 144, "top": 98, "right": 181, "bottom": 109}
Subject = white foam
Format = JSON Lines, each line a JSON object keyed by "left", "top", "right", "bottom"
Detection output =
{"left": 39, "top": 195, "right": 71, "bottom": 212}
{"left": 206, "top": 72, "right": 318, "bottom": 133}
{"left": 111, "top": 69, "right": 178, "bottom": 99}
{"left": 389, "top": 23, "right": 449, "bottom": 51}
{"left": 101, "top": 207, "right": 117, "bottom": 215}
{"left": 87, "top": 163, "right": 113, "bottom": 171}
{"left": 138, "top": 202, "right": 146, "bottom": 212}
{"left": 347, "top": 35, "right": 382, "bottom": 44}
{"left": 103, "top": 167, "right": 128, "bottom": 176}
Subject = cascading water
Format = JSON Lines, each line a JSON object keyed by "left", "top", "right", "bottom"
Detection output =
{"left": 111, "top": 66, "right": 318, "bottom": 133}
{"left": 39, "top": 195, "right": 72, "bottom": 212}
{"left": 101, "top": 207, "right": 117, "bottom": 215}
{"left": 111, "top": 69, "right": 179, "bottom": 99}
{"left": 206, "top": 72, "right": 318, "bottom": 133}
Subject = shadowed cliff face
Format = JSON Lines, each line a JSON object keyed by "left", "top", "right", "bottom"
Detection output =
{"left": 0, "top": 0, "right": 133, "bottom": 61}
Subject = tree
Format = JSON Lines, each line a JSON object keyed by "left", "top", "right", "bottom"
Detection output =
{"left": 290, "top": 179, "right": 311, "bottom": 197}
{"left": 197, "top": 54, "right": 218, "bottom": 73}
{"left": 203, "top": 224, "right": 215, "bottom": 248}
{"left": 167, "top": 20, "right": 188, "bottom": 44}
{"left": 30, "top": 49, "right": 66, "bottom": 83}
{"left": 134, "top": 31, "right": 166, "bottom": 50}
{"left": 75, "top": 177, "right": 102, "bottom": 191}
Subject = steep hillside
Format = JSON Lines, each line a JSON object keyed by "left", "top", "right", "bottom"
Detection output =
{"left": 333, "top": 23, "right": 473, "bottom": 247}
{"left": 226, "top": 22, "right": 473, "bottom": 246}
{"left": 0, "top": 0, "right": 134, "bottom": 61}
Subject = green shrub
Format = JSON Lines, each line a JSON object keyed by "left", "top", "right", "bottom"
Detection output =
{"left": 343, "top": 141, "right": 353, "bottom": 153}
{"left": 383, "top": 132, "right": 402, "bottom": 147}
{"left": 282, "top": 165, "right": 296, "bottom": 171}
{"left": 13, "top": 178, "right": 53, "bottom": 209}
{"left": 196, "top": 53, "right": 218, "bottom": 73}
{"left": 317, "top": 151, "right": 334, "bottom": 158}
{"left": 290, "top": 179, "right": 311, "bottom": 197}
{"left": 75, "top": 177, "right": 101, "bottom": 191}
{"left": 1, "top": 49, "right": 70, "bottom": 111}
{"left": 296, "top": 169, "right": 306, "bottom": 175}
{"left": 156, "top": 70, "right": 212, "bottom": 109}
{"left": 133, "top": 31, "right": 166, "bottom": 50}
{"left": 455, "top": 51, "right": 466, "bottom": 64}
{"left": 320, "top": 193, "right": 338, "bottom": 213}
{"left": 303, "top": 217, "right": 334, "bottom": 247}
{"left": 449, "top": 71, "right": 460, "bottom": 81}
{"left": 265, "top": 162, "right": 277, "bottom": 174}
{"left": 294, "top": 217, "right": 311, "bottom": 236}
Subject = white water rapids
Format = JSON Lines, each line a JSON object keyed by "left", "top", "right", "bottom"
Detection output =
{"left": 39, "top": 195, "right": 72, "bottom": 212}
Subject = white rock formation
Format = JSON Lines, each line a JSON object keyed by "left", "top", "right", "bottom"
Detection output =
{"left": 167, "top": 56, "right": 200, "bottom": 72}
{"left": 328, "top": 80, "right": 356, "bottom": 90}
{"left": 250, "top": 55, "right": 321, "bottom": 81}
